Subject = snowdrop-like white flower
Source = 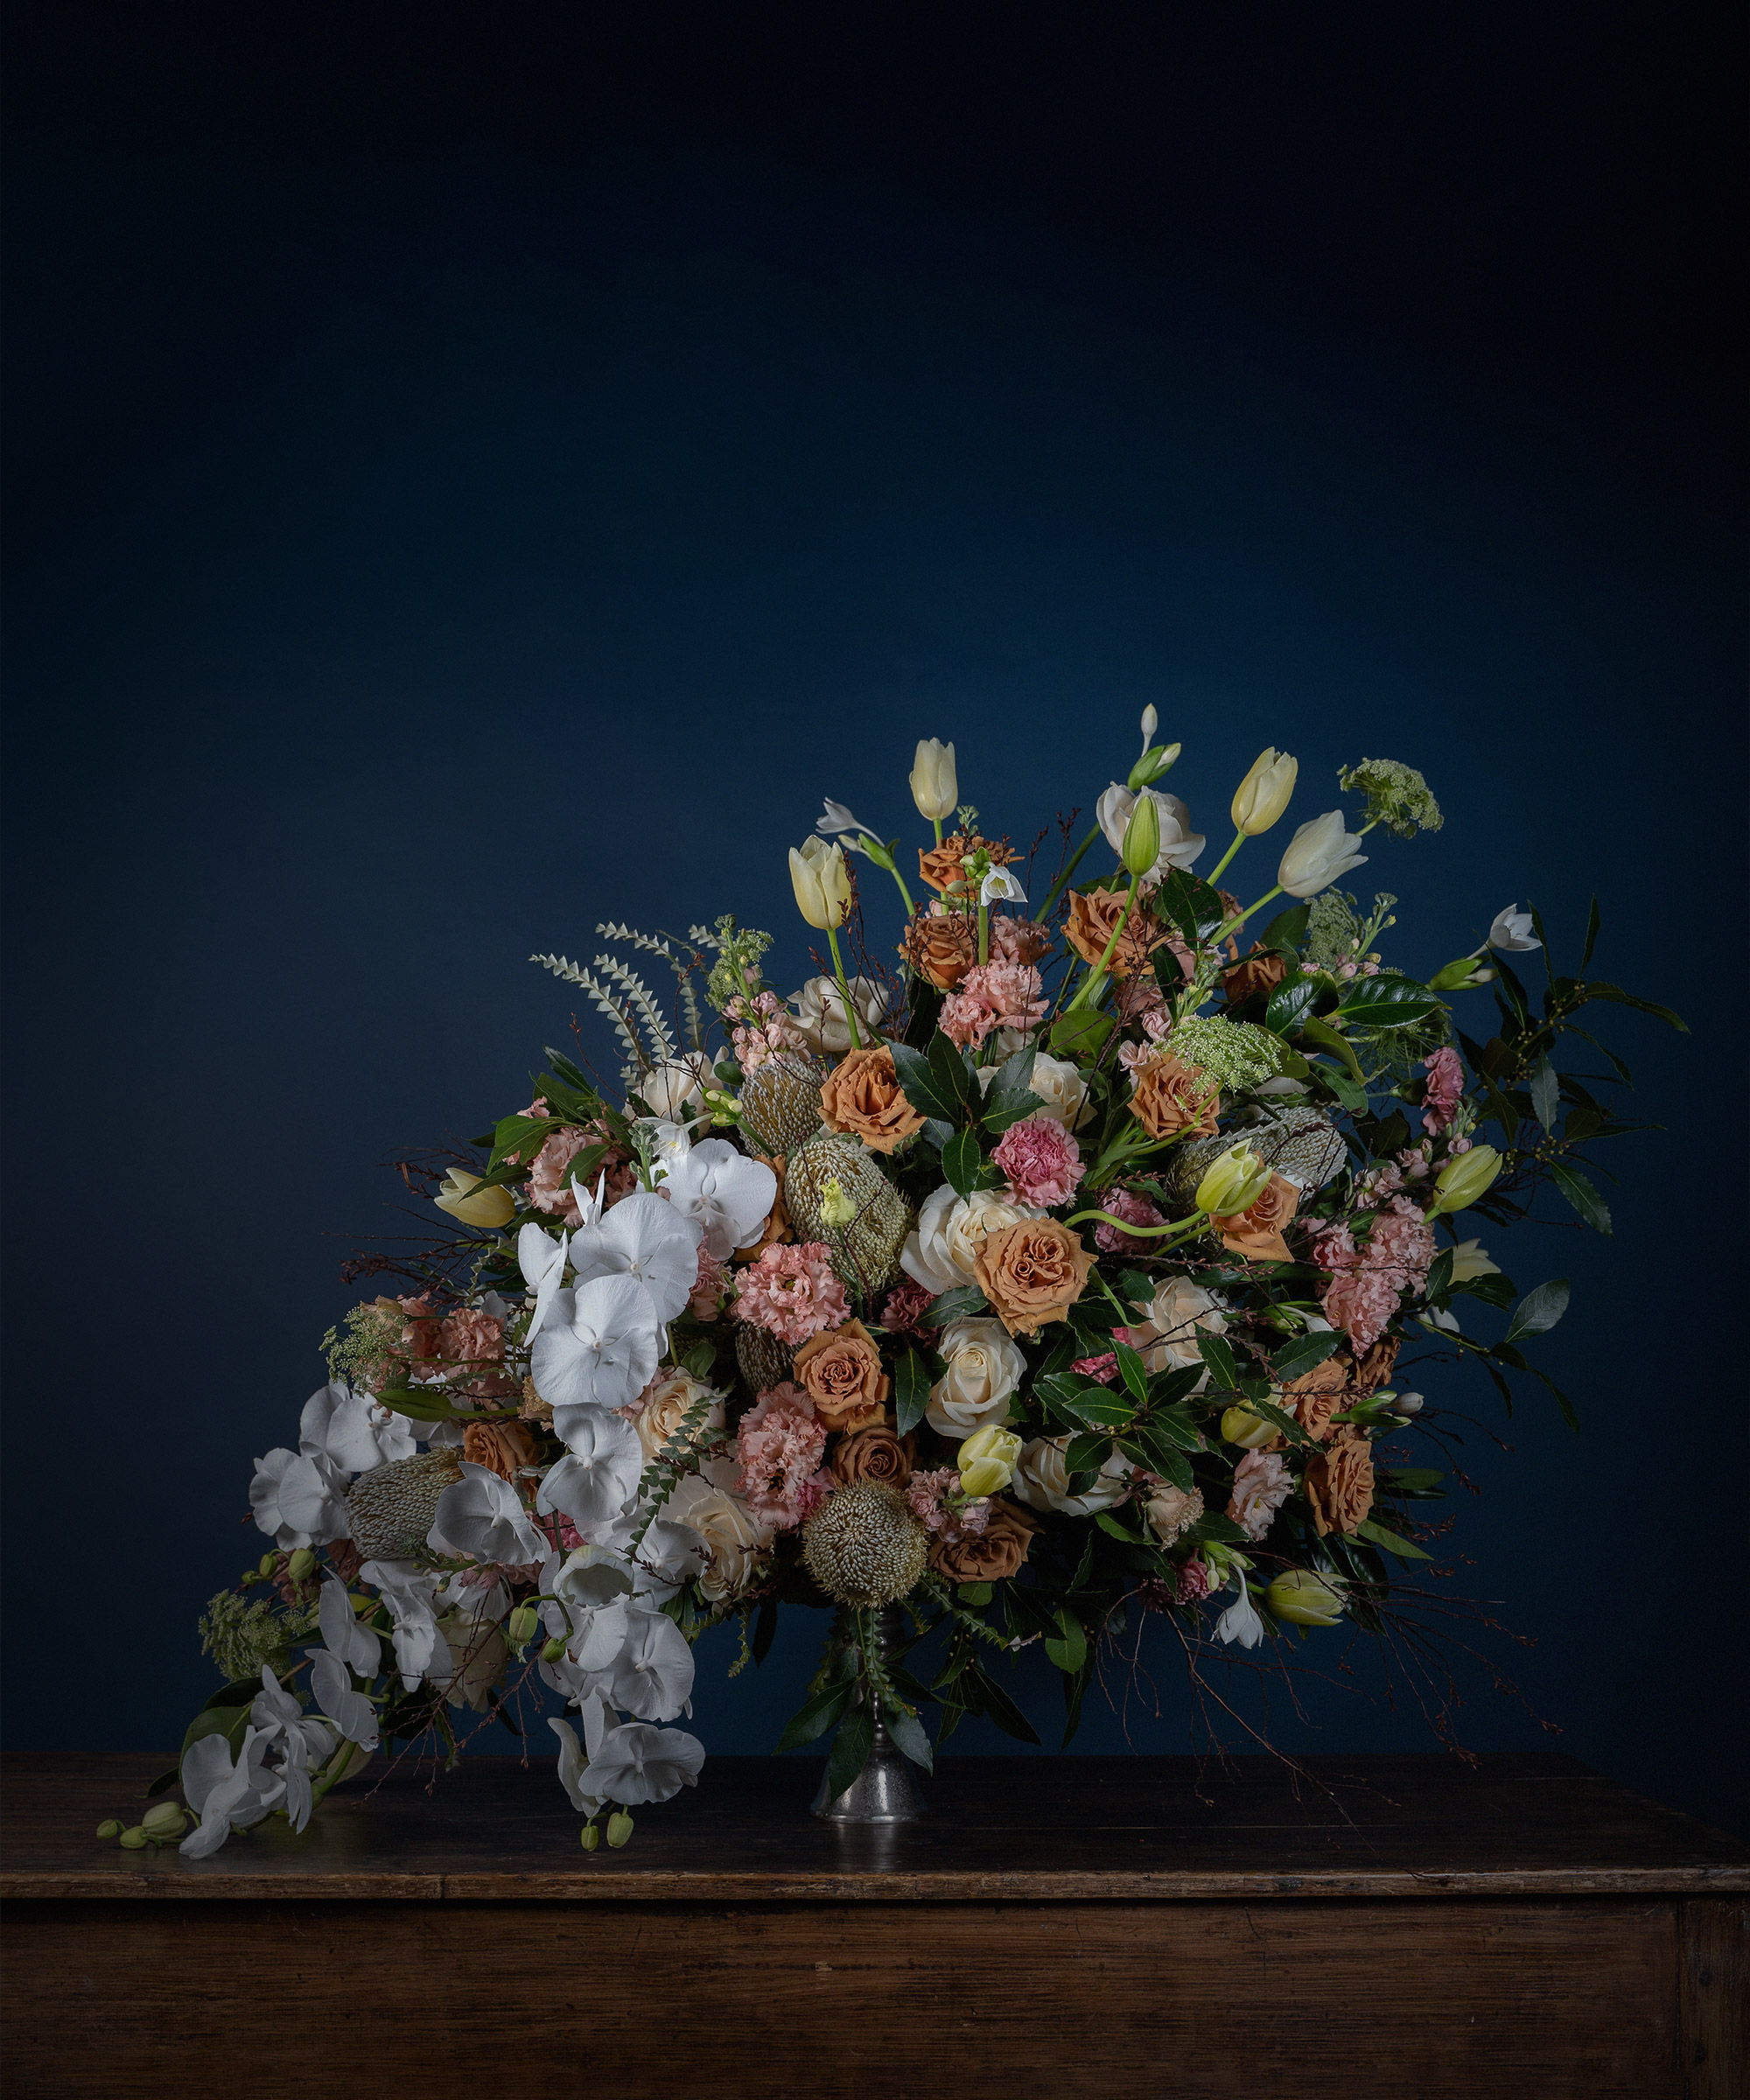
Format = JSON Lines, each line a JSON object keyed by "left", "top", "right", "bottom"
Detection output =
{"left": 1214, "top": 1570, "right": 1265, "bottom": 1649}
{"left": 816, "top": 797, "right": 879, "bottom": 840}
{"left": 1277, "top": 811, "right": 1368, "bottom": 899}
{"left": 789, "top": 975, "right": 890, "bottom": 1057}
{"left": 1096, "top": 784, "right": 1205, "bottom": 883}
{"left": 582, "top": 1720, "right": 706, "bottom": 1806}
{"left": 568, "top": 1187, "right": 704, "bottom": 1324}
{"left": 657, "top": 1138, "right": 778, "bottom": 1261}
{"left": 531, "top": 1271, "right": 662, "bottom": 1415}
{"left": 537, "top": 1404, "right": 644, "bottom": 1535}
{"left": 361, "top": 1559, "right": 452, "bottom": 1689}
{"left": 1488, "top": 903, "right": 1542, "bottom": 952}
{"left": 430, "top": 1461, "right": 547, "bottom": 1565}
{"left": 298, "top": 1380, "right": 416, "bottom": 1477}
{"left": 248, "top": 1447, "right": 350, "bottom": 1550}
{"left": 979, "top": 865, "right": 1027, "bottom": 906}
{"left": 518, "top": 1222, "right": 570, "bottom": 1344}
{"left": 178, "top": 1725, "right": 287, "bottom": 1859}
{"left": 609, "top": 1606, "right": 696, "bottom": 1722}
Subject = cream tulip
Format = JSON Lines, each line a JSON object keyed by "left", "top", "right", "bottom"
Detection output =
{"left": 909, "top": 738, "right": 958, "bottom": 822}
{"left": 957, "top": 1424, "right": 1022, "bottom": 1497}
{"left": 1231, "top": 748, "right": 1298, "bottom": 834}
{"left": 788, "top": 836, "right": 853, "bottom": 930}
{"left": 1194, "top": 1144, "right": 1272, "bottom": 1217}
{"left": 1276, "top": 810, "right": 1368, "bottom": 899}
{"left": 434, "top": 1168, "right": 517, "bottom": 1229}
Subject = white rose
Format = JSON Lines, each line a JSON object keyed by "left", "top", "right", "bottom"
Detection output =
{"left": 926, "top": 1317, "right": 1026, "bottom": 1438}
{"left": 1127, "top": 1277, "right": 1226, "bottom": 1382}
{"left": 1095, "top": 784, "right": 1205, "bottom": 885}
{"left": 790, "top": 975, "right": 889, "bottom": 1055}
{"left": 1012, "top": 1435, "right": 1131, "bottom": 1516}
{"left": 631, "top": 1371, "right": 724, "bottom": 1463}
{"left": 901, "top": 1185, "right": 1045, "bottom": 1295}
{"left": 663, "top": 1474, "right": 772, "bottom": 1603}
{"left": 637, "top": 1053, "right": 716, "bottom": 1125}
{"left": 1025, "top": 1052, "right": 1095, "bottom": 1131}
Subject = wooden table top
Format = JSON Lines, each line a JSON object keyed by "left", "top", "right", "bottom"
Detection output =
{"left": 5, "top": 1750, "right": 1746, "bottom": 1904}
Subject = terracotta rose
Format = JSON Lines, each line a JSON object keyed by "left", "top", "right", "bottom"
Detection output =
{"left": 818, "top": 1046, "right": 928, "bottom": 1155}
{"left": 1130, "top": 1053, "right": 1221, "bottom": 1141}
{"left": 1305, "top": 1426, "right": 1376, "bottom": 1536}
{"left": 918, "top": 831, "right": 1018, "bottom": 899}
{"left": 903, "top": 910, "right": 979, "bottom": 990}
{"left": 1065, "top": 886, "right": 1169, "bottom": 981}
{"left": 461, "top": 1418, "right": 538, "bottom": 1484}
{"left": 1350, "top": 1336, "right": 1401, "bottom": 1395}
{"left": 1283, "top": 1353, "right": 1348, "bottom": 1441}
{"left": 791, "top": 1318, "right": 892, "bottom": 1432}
{"left": 1222, "top": 945, "right": 1288, "bottom": 1005}
{"left": 974, "top": 1218, "right": 1096, "bottom": 1336}
{"left": 928, "top": 1500, "right": 1039, "bottom": 1581}
{"left": 830, "top": 1424, "right": 915, "bottom": 1488}
{"left": 733, "top": 1154, "right": 792, "bottom": 1262}
{"left": 1214, "top": 1172, "right": 1299, "bottom": 1264}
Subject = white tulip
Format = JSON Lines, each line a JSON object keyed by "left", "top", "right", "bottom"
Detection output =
{"left": 568, "top": 1187, "right": 704, "bottom": 1325}
{"left": 909, "top": 738, "right": 958, "bottom": 822}
{"left": 531, "top": 1272, "right": 662, "bottom": 1417}
{"left": 788, "top": 836, "right": 854, "bottom": 929}
{"left": 1277, "top": 810, "right": 1368, "bottom": 899}
{"left": 581, "top": 1719, "right": 706, "bottom": 1805}
{"left": 1230, "top": 748, "right": 1298, "bottom": 834}
{"left": 1488, "top": 903, "right": 1542, "bottom": 952}
{"left": 926, "top": 1316, "right": 1026, "bottom": 1438}
{"left": 1095, "top": 783, "right": 1205, "bottom": 883}
{"left": 657, "top": 1138, "right": 778, "bottom": 1261}
{"left": 430, "top": 1461, "right": 547, "bottom": 1565}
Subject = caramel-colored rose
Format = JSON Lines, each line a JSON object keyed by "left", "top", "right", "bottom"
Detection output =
{"left": 1130, "top": 1053, "right": 1222, "bottom": 1140}
{"left": 918, "top": 831, "right": 1018, "bottom": 898}
{"left": 830, "top": 1424, "right": 916, "bottom": 1488}
{"left": 973, "top": 1218, "right": 1096, "bottom": 1337}
{"left": 928, "top": 1500, "right": 1039, "bottom": 1581}
{"left": 1214, "top": 1172, "right": 1299, "bottom": 1264}
{"left": 818, "top": 1046, "right": 928, "bottom": 1155}
{"left": 1283, "top": 1354, "right": 1348, "bottom": 1441}
{"left": 732, "top": 1155, "right": 791, "bottom": 1262}
{"left": 1222, "top": 945, "right": 1288, "bottom": 1005}
{"left": 902, "top": 909, "right": 979, "bottom": 990}
{"left": 461, "top": 1418, "right": 538, "bottom": 1483}
{"left": 1350, "top": 1336, "right": 1400, "bottom": 1395}
{"left": 1305, "top": 1426, "right": 1376, "bottom": 1536}
{"left": 518, "top": 1374, "right": 553, "bottom": 1428}
{"left": 792, "top": 1317, "right": 892, "bottom": 1432}
{"left": 1065, "top": 886, "right": 1169, "bottom": 981}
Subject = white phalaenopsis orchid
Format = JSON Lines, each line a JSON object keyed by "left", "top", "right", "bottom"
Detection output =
{"left": 248, "top": 1666, "right": 341, "bottom": 1831}
{"left": 1488, "top": 903, "right": 1542, "bottom": 952}
{"left": 1096, "top": 784, "right": 1205, "bottom": 883}
{"left": 567, "top": 1187, "right": 704, "bottom": 1324}
{"left": 431, "top": 1461, "right": 547, "bottom": 1566}
{"left": 318, "top": 1575, "right": 383, "bottom": 1675}
{"left": 979, "top": 865, "right": 1027, "bottom": 905}
{"left": 178, "top": 1725, "right": 286, "bottom": 1859}
{"left": 248, "top": 1447, "right": 350, "bottom": 1550}
{"left": 310, "top": 1648, "right": 381, "bottom": 1748}
{"left": 517, "top": 1221, "right": 570, "bottom": 1344}
{"left": 609, "top": 1606, "right": 696, "bottom": 1721}
{"left": 531, "top": 1271, "right": 662, "bottom": 1416}
{"left": 361, "top": 1559, "right": 452, "bottom": 1688}
{"left": 581, "top": 1719, "right": 706, "bottom": 1805}
{"left": 563, "top": 1592, "right": 634, "bottom": 1675}
{"left": 550, "top": 1693, "right": 610, "bottom": 1813}
{"left": 1214, "top": 1569, "right": 1265, "bottom": 1650}
{"left": 537, "top": 1404, "right": 644, "bottom": 1535}
{"left": 656, "top": 1138, "right": 777, "bottom": 1261}
{"left": 298, "top": 1380, "right": 416, "bottom": 1477}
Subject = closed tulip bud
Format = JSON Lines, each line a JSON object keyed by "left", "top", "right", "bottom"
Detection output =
{"left": 1220, "top": 1404, "right": 1278, "bottom": 1449}
{"left": 958, "top": 1424, "right": 1022, "bottom": 1497}
{"left": 508, "top": 1604, "right": 540, "bottom": 1650}
{"left": 434, "top": 1168, "right": 517, "bottom": 1230}
{"left": 909, "top": 738, "right": 959, "bottom": 822}
{"left": 1395, "top": 1391, "right": 1424, "bottom": 1414}
{"left": 1266, "top": 1570, "right": 1346, "bottom": 1627}
{"left": 1427, "top": 1144, "right": 1503, "bottom": 1215}
{"left": 1194, "top": 1142, "right": 1272, "bottom": 1216}
{"left": 606, "top": 1810, "right": 635, "bottom": 1849}
{"left": 1140, "top": 704, "right": 1158, "bottom": 742}
{"left": 118, "top": 1826, "right": 149, "bottom": 1850}
{"left": 1277, "top": 810, "right": 1368, "bottom": 900}
{"left": 286, "top": 1547, "right": 316, "bottom": 1582}
{"left": 542, "top": 1634, "right": 568, "bottom": 1665}
{"left": 1231, "top": 748, "right": 1298, "bottom": 834}
{"left": 788, "top": 836, "right": 854, "bottom": 929}
{"left": 142, "top": 1802, "right": 187, "bottom": 1840}
{"left": 1120, "top": 792, "right": 1161, "bottom": 877}
{"left": 96, "top": 1820, "right": 122, "bottom": 1839}
{"left": 580, "top": 1822, "right": 600, "bottom": 1852}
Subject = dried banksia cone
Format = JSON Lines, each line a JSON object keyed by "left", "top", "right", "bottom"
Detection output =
{"left": 786, "top": 1132, "right": 914, "bottom": 1297}
{"left": 733, "top": 1323, "right": 795, "bottom": 1398}
{"left": 343, "top": 1447, "right": 463, "bottom": 1562}
{"left": 1165, "top": 1107, "right": 1348, "bottom": 1208}
{"left": 802, "top": 1483, "right": 929, "bottom": 1607}
{"left": 738, "top": 1054, "right": 830, "bottom": 1158}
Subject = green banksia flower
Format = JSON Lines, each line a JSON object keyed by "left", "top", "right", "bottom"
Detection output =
{"left": 786, "top": 1132, "right": 914, "bottom": 1297}
{"left": 802, "top": 1483, "right": 930, "bottom": 1607}
{"left": 738, "top": 1054, "right": 829, "bottom": 1157}
{"left": 733, "top": 1322, "right": 795, "bottom": 1398}
{"left": 344, "top": 1447, "right": 464, "bottom": 1562}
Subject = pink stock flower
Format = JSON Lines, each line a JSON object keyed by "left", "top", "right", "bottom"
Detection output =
{"left": 734, "top": 1383, "right": 830, "bottom": 1529}
{"left": 939, "top": 962, "right": 1047, "bottom": 1050}
{"left": 1092, "top": 1185, "right": 1167, "bottom": 1253}
{"left": 1420, "top": 1046, "right": 1465, "bottom": 1137}
{"left": 1228, "top": 1449, "right": 1292, "bottom": 1541}
{"left": 880, "top": 1278, "right": 938, "bottom": 1338}
{"left": 732, "top": 1241, "right": 850, "bottom": 1346}
{"left": 993, "top": 1113, "right": 1086, "bottom": 1208}
{"left": 1070, "top": 1352, "right": 1119, "bottom": 1385}
{"left": 727, "top": 990, "right": 809, "bottom": 1074}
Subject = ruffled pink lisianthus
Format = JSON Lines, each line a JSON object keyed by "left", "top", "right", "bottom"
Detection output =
{"left": 731, "top": 1241, "right": 850, "bottom": 1346}
{"left": 1420, "top": 1046, "right": 1465, "bottom": 1136}
{"left": 939, "top": 962, "right": 1047, "bottom": 1050}
{"left": 733, "top": 1383, "right": 830, "bottom": 1529}
{"left": 1092, "top": 1185, "right": 1167, "bottom": 1253}
{"left": 988, "top": 916, "right": 1053, "bottom": 967}
{"left": 993, "top": 1112, "right": 1085, "bottom": 1208}
{"left": 1228, "top": 1449, "right": 1292, "bottom": 1541}
{"left": 905, "top": 1467, "right": 988, "bottom": 1541}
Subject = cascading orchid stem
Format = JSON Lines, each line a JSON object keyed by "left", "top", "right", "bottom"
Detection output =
{"left": 823, "top": 924, "right": 863, "bottom": 1050}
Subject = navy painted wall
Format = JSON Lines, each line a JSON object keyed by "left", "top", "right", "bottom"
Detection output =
{"left": 4, "top": 5, "right": 1743, "bottom": 1832}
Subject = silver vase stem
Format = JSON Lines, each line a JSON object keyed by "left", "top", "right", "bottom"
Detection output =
{"left": 810, "top": 1606, "right": 928, "bottom": 1824}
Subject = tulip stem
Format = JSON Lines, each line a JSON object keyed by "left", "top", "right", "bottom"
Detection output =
{"left": 1211, "top": 883, "right": 1282, "bottom": 951}
{"left": 1064, "top": 880, "right": 1137, "bottom": 1011}
{"left": 1066, "top": 1206, "right": 1208, "bottom": 1242}
{"left": 1207, "top": 827, "right": 1247, "bottom": 886}
{"left": 977, "top": 902, "right": 990, "bottom": 964}
{"left": 890, "top": 868, "right": 917, "bottom": 918}
{"left": 1039, "top": 821, "right": 1102, "bottom": 921}
{"left": 932, "top": 817, "right": 943, "bottom": 845}
{"left": 824, "top": 924, "right": 863, "bottom": 1051}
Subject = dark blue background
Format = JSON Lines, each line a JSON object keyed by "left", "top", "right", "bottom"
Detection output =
{"left": 4, "top": 5, "right": 1743, "bottom": 1832}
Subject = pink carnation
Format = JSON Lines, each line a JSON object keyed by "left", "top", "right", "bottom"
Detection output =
{"left": 988, "top": 916, "right": 1053, "bottom": 966}
{"left": 689, "top": 1246, "right": 728, "bottom": 1322}
{"left": 1228, "top": 1449, "right": 1292, "bottom": 1541}
{"left": 1174, "top": 1557, "right": 1211, "bottom": 1604}
{"left": 1310, "top": 1197, "right": 1435, "bottom": 1351}
{"left": 1070, "top": 1352, "right": 1119, "bottom": 1385}
{"left": 437, "top": 1306, "right": 514, "bottom": 1398}
{"left": 1368, "top": 1196, "right": 1436, "bottom": 1292}
{"left": 731, "top": 1241, "right": 850, "bottom": 1346}
{"left": 1420, "top": 1046, "right": 1465, "bottom": 1136}
{"left": 939, "top": 962, "right": 1047, "bottom": 1050}
{"left": 880, "top": 1278, "right": 938, "bottom": 1337}
{"left": 1319, "top": 1265, "right": 1405, "bottom": 1354}
{"left": 993, "top": 1112, "right": 1085, "bottom": 1208}
{"left": 1093, "top": 1185, "right": 1166, "bottom": 1253}
{"left": 527, "top": 1127, "right": 593, "bottom": 1222}
{"left": 733, "top": 1382, "right": 830, "bottom": 1529}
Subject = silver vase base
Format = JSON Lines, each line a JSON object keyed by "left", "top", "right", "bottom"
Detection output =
{"left": 812, "top": 1740, "right": 928, "bottom": 1824}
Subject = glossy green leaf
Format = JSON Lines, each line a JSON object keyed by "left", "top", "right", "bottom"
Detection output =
{"left": 1504, "top": 1278, "right": 1571, "bottom": 1344}
{"left": 889, "top": 1042, "right": 958, "bottom": 1124}
{"left": 895, "top": 1348, "right": 931, "bottom": 1436}
{"left": 883, "top": 1704, "right": 934, "bottom": 1774}
{"left": 1270, "top": 1330, "right": 1344, "bottom": 1383}
{"left": 1333, "top": 974, "right": 1443, "bottom": 1026}
{"left": 941, "top": 1127, "right": 987, "bottom": 1199}
{"left": 918, "top": 1284, "right": 988, "bottom": 1328}
{"left": 822, "top": 1705, "right": 876, "bottom": 1798}
{"left": 776, "top": 1678, "right": 858, "bottom": 1754}
{"left": 1354, "top": 1519, "right": 1433, "bottom": 1561}
{"left": 1549, "top": 1161, "right": 1613, "bottom": 1235}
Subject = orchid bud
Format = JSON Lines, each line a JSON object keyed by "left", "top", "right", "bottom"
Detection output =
{"left": 958, "top": 1424, "right": 1022, "bottom": 1497}
{"left": 580, "top": 1823, "right": 600, "bottom": 1852}
{"left": 606, "top": 1810, "right": 635, "bottom": 1849}
{"left": 434, "top": 1168, "right": 517, "bottom": 1230}
{"left": 96, "top": 1820, "right": 122, "bottom": 1839}
{"left": 142, "top": 1802, "right": 187, "bottom": 1840}
{"left": 508, "top": 1604, "right": 540, "bottom": 1650}
{"left": 1266, "top": 1569, "right": 1346, "bottom": 1627}
{"left": 1194, "top": 1143, "right": 1271, "bottom": 1217}
{"left": 542, "top": 1635, "right": 568, "bottom": 1665}
{"left": 287, "top": 1548, "right": 316, "bottom": 1582}
{"left": 260, "top": 1553, "right": 278, "bottom": 1577}
{"left": 818, "top": 1177, "right": 857, "bottom": 1228}
{"left": 1121, "top": 792, "right": 1161, "bottom": 877}
{"left": 909, "top": 738, "right": 959, "bottom": 822}
{"left": 788, "top": 836, "right": 854, "bottom": 930}
{"left": 1230, "top": 748, "right": 1298, "bottom": 835}
{"left": 1220, "top": 1404, "right": 1278, "bottom": 1449}
{"left": 118, "top": 1826, "right": 149, "bottom": 1850}
{"left": 1277, "top": 811, "right": 1368, "bottom": 899}
{"left": 1427, "top": 1144, "right": 1503, "bottom": 1215}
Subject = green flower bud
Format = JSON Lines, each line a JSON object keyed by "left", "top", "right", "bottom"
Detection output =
{"left": 580, "top": 1823, "right": 600, "bottom": 1852}
{"left": 1220, "top": 1404, "right": 1278, "bottom": 1449}
{"left": 1121, "top": 792, "right": 1161, "bottom": 877}
{"left": 606, "top": 1810, "right": 635, "bottom": 1849}
{"left": 542, "top": 1634, "right": 568, "bottom": 1665}
{"left": 96, "top": 1820, "right": 122, "bottom": 1839}
{"left": 286, "top": 1548, "right": 317, "bottom": 1582}
{"left": 508, "top": 1604, "right": 540, "bottom": 1650}
{"left": 1194, "top": 1142, "right": 1272, "bottom": 1217}
{"left": 1427, "top": 1144, "right": 1503, "bottom": 1216}
{"left": 1266, "top": 1569, "right": 1346, "bottom": 1627}
{"left": 118, "top": 1826, "right": 149, "bottom": 1850}
{"left": 142, "top": 1802, "right": 187, "bottom": 1841}
{"left": 260, "top": 1553, "right": 278, "bottom": 1577}
{"left": 1127, "top": 741, "right": 1181, "bottom": 790}
{"left": 1428, "top": 956, "right": 1494, "bottom": 992}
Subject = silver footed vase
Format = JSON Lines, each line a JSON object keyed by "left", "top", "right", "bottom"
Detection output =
{"left": 811, "top": 1606, "right": 928, "bottom": 1824}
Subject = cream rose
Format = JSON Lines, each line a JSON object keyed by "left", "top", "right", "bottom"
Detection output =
{"left": 431, "top": 1608, "right": 509, "bottom": 1712}
{"left": 926, "top": 1316, "right": 1026, "bottom": 1438}
{"left": 790, "top": 975, "right": 890, "bottom": 1056}
{"left": 1025, "top": 1051, "right": 1096, "bottom": 1132}
{"left": 1011, "top": 1434, "right": 1131, "bottom": 1516}
{"left": 637, "top": 1052, "right": 716, "bottom": 1125}
{"left": 632, "top": 1370, "right": 724, "bottom": 1463}
{"left": 663, "top": 1474, "right": 772, "bottom": 1603}
{"left": 900, "top": 1185, "right": 1045, "bottom": 1296}
{"left": 1127, "top": 1276, "right": 1226, "bottom": 1382}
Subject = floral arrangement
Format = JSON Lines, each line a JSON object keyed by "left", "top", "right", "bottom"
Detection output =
{"left": 108, "top": 718, "right": 1684, "bottom": 1860}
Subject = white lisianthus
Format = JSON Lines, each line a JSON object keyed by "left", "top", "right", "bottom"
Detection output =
{"left": 790, "top": 974, "right": 889, "bottom": 1055}
{"left": 900, "top": 1185, "right": 1045, "bottom": 1295}
{"left": 657, "top": 1137, "right": 779, "bottom": 1260}
{"left": 1125, "top": 1277, "right": 1227, "bottom": 1381}
{"left": 1277, "top": 811, "right": 1368, "bottom": 899}
{"left": 568, "top": 1187, "right": 704, "bottom": 1325}
{"left": 1488, "top": 903, "right": 1542, "bottom": 952}
{"left": 1095, "top": 784, "right": 1205, "bottom": 884}
{"left": 531, "top": 1272, "right": 663, "bottom": 1416}
{"left": 926, "top": 1317, "right": 1026, "bottom": 1437}
{"left": 1011, "top": 1435, "right": 1131, "bottom": 1516}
